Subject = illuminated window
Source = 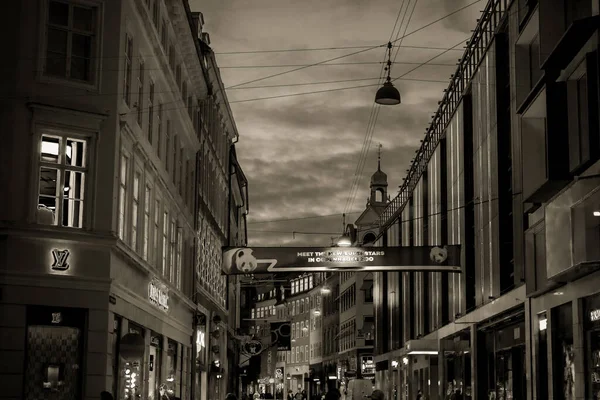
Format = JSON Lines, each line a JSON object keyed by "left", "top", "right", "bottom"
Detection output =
{"left": 38, "top": 134, "right": 88, "bottom": 228}
{"left": 43, "top": 0, "right": 100, "bottom": 84}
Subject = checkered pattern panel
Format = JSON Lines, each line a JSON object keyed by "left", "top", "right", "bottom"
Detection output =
{"left": 196, "top": 214, "right": 227, "bottom": 308}
{"left": 24, "top": 325, "right": 81, "bottom": 400}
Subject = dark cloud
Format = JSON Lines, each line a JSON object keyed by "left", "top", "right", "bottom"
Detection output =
{"left": 190, "top": 0, "right": 479, "bottom": 246}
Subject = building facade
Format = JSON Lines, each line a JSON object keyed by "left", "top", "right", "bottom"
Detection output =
{"left": 371, "top": 0, "right": 600, "bottom": 399}
{"left": 0, "top": 1, "right": 245, "bottom": 400}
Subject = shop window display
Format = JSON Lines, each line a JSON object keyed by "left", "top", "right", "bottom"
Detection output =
{"left": 552, "top": 303, "right": 575, "bottom": 400}
{"left": 585, "top": 295, "right": 600, "bottom": 399}
{"left": 166, "top": 340, "right": 180, "bottom": 397}
{"left": 120, "top": 324, "right": 146, "bottom": 400}
{"left": 24, "top": 306, "right": 85, "bottom": 400}
{"left": 149, "top": 333, "right": 162, "bottom": 400}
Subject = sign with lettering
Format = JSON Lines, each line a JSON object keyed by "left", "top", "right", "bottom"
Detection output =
{"left": 148, "top": 279, "right": 169, "bottom": 312}
{"left": 51, "top": 249, "right": 70, "bottom": 271}
{"left": 591, "top": 309, "right": 600, "bottom": 322}
{"left": 222, "top": 245, "right": 461, "bottom": 274}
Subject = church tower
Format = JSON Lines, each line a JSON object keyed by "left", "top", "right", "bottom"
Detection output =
{"left": 369, "top": 144, "right": 388, "bottom": 206}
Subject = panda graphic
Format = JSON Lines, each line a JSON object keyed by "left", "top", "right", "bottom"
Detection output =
{"left": 222, "top": 248, "right": 278, "bottom": 274}
{"left": 429, "top": 245, "right": 449, "bottom": 264}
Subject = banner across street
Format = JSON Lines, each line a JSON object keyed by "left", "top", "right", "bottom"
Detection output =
{"left": 221, "top": 245, "right": 461, "bottom": 274}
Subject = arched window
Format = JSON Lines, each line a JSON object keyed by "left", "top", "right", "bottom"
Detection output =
{"left": 375, "top": 188, "right": 384, "bottom": 202}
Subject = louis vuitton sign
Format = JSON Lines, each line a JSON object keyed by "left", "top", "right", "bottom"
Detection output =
{"left": 51, "top": 249, "right": 70, "bottom": 271}
{"left": 148, "top": 278, "right": 169, "bottom": 312}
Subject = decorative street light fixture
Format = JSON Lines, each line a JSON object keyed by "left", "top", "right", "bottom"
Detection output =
{"left": 375, "top": 42, "right": 401, "bottom": 105}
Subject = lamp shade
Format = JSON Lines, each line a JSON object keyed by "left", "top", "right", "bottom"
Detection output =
{"left": 375, "top": 81, "right": 401, "bottom": 105}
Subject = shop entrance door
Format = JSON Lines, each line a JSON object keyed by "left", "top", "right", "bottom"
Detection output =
{"left": 494, "top": 345, "right": 526, "bottom": 400}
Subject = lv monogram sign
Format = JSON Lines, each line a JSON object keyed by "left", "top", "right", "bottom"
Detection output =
{"left": 51, "top": 249, "right": 71, "bottom": 271}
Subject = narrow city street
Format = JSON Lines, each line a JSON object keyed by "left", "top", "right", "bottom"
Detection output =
{"left": 1, "top": 1, "right": 599, "bottom": 400}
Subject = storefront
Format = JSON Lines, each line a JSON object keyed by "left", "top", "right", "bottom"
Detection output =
{"left": 584, "top": 294, "right": 600, "bottom": 399}
{"left": 440, "top": 331, "right": 471, "bottom": 399}
{"left": 0, "top": 236, "right": 195, "bottom": 400}
{"left": 474, "top": 308, "right": 525, "bottom": 400}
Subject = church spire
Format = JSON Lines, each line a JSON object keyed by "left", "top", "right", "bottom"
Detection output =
{"left": 377, "top": 143, "right": 382, "bottom": 171}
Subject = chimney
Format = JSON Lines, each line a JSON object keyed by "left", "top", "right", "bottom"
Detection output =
{"left": 202, "top": 32, "right": 211, "bottom": 45}
{"left": 190, "top": 11, "right": 205, "bottom": 39}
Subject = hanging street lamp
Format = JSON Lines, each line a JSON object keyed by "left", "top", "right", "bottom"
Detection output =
{"left": 375, "top": 42, "right": 401, "bottom": 105}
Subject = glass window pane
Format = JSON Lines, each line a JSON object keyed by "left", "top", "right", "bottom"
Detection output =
{"left": 62, "top": 198, "right": 83, "bottom": 227}
{"left": 73, "top": 6, "right": 95, "bottom": 32}
{"left": 71, "top": 56, "right": 91, "bottom": 81}
{"left": 39, "top": 167, "right": 59, "bottom": 197}
{"left": 71, "top": 34, "right": 91, "bottom": 58}
{"left": 48, "top": 1, "right": 69, "bottom": 26}
{"left": 41, "top": 136, "right": 61, "bottom": 163}
{"left": 66, "top": 138, "right": 86, "bottom": 167}
{"left": 64, "top": 170, "right": 85, "bottom": 200}
{"left": 47, "top": 28, "right": 68, "bottom": 53}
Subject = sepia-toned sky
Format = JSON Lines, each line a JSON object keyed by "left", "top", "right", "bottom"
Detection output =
{"left": 190, "top": 0, "right": 482, "bottom": 247}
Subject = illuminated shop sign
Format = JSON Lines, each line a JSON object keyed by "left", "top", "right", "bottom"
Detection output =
{"left": 222, "top": 245, "right": 461, "bottom": 274}
{"left": 591, "top": 309, "right": 600, "bottom": 322}
{"left": 51, "top": 249, "right": 70, "bottom": 271}
{"left": 361, "top": 356, "right": 375, "bottom": 376}
{"left": 148, "top": 278, "right": 169, "bottom": 312}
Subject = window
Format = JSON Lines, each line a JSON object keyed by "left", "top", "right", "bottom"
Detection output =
{"left": 156, "top": 103, "right": 162, "bottom": 159}
{"left": 165, "top": 120, "right": 171, "bottom": 172}
{"left": 117, "top": 153, "right": 129, "bottom": 239}
{"left": 43, "top": 0, "right": 99, "bottom": 83}
{"left": 182, "top": 82, "right": 187, "bottom": 103}
{"left": 169, "top": 219, "right": 176, "bottom": 283}
{"left": 175, "top": 65, "right": 181, "bottom": 87}
{"left": 148, "top": 81, "right": 154, "bottom": 143}
{"left": 131, "top": 171, "right": 141, "bottom": 250}
{"left": 161, "top": 20, "right": 168, "bottom": 50}
{"left": 123, "top": 34, "right": 133, "bottom": 105}
{"left": 162, "top": 211, "right": 169, "bottom": 276}
{"left": 176, "top": 231, "right": 183, "bottom": 290}
{"left": 187, "top": 96, "right": 193, "bottom": 119}
{"left": 152, "top": 0, "right": 159, "bottom": 27}
{"left": 154, "top": 198, "right": 160, "bottom": 267}
{"left": 179, "top": 147, "right": 184, "bottom": 194}
{"left": 169, "top": 46, "right": 175, "bottom": 71}
{"left": 38, "top": 134, "right": 88, "bottom": 228}
{"left": 137, "top": 59, "right": 145, "bottom": 126}
{"left": 173, "top": 135, "right": 178, "bottom": 184}
{"left": 143, "top": 185, "right": 151, "bottom": 261}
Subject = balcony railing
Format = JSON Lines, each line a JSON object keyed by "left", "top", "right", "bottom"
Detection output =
{"left": 375, "top": 0, "right": 513, "bottom": 237}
